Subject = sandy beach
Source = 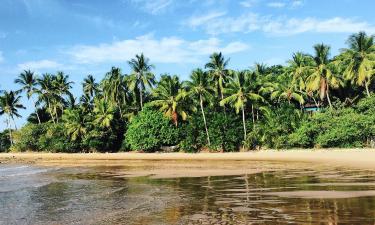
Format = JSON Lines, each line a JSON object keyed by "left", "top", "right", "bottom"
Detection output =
{"left": 1, "top": 149, "right": 375, "bottom": 170}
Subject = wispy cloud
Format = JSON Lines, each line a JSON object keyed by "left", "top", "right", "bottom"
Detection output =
{"left": 291, "top": 0, "right": 303, "bottom": 8}
{"left": 17, "top": 60, "right": 63, "bottom": 71}
{"left": 65, "top": 34, "right": 249, "bottom": 64}
{"left": 185, "top": 11, "right": 227, "bottom": 27}
{"left": 239, "top": 0, "right": 258, "bottom": 8}
{"left": 0, "top": 51, "right": 3, "bottom": 63}
{"left": 185, "top": 12, "right": 375, "bottom": 35}
{"left": 267, "top": 2, "right": 286, "bottom": 8}
{"left": 130, "top": 0, "right": 174, "bottom": 14}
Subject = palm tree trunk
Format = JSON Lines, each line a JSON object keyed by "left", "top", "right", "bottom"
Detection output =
{"left": 32, "top": 97, "right": 41, "bottom": 124}
{"left": 7, "top": 117, "right": 13, "bottom": 146}
{"left": 251, "top": 104, "right": 255, "bottom": 128}
{"left": 11, "top": 117, "right": 17, "bottom": 130}
{"left": 242, "top": 105, "right": 247, "bottom": 141}
{"left": 47, "top": 100, "right": 55, "bottom": 123}
{"left": 139, "top": 86, "right": 143, "bottom": 110}
{"left": 365, "top": 82, "right": 370, "bottom": 97}
{"left": 326, "top": 86, "right": 333, "bottom": 109}
{"left": 312, "top": 96, "right": 319, "bottom": 111}
{"left": 200, "top": 95, "right": 210, "bottom": 146}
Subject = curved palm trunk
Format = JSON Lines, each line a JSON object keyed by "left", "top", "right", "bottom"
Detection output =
{"left": 365, "top": 81, "right": 370, "bottom": 97}
{"left": 200, "top": 95, "right": 211, "bottom": 146}
{"left": 138, "top": 73, "right": 144, "bottom": 110}
{"left": 172, "top": 111, "right": 178, "bottom": 127}
{"left": 326, "top": 86, "right": 333, "bottom": 109}
{"left": 47, "top": 100, "right": 55, "bottom": 124}
{"left": 31, "top": 97, "right": 41, "bottom": 124}
{"left": 242, "top": 105, "right": 247, "bottom": 141}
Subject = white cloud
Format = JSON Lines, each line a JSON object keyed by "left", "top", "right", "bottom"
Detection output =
{"left": 239, "top": 0, "right": 258, "bottom": 8}
{"left": 185, "top": 12, "right": 375, "bottom": 35}
{"left": 130, "top": 0, "right": 174, "bottom": 14}
{"left": 291, "top": 0, "right": 303, "bottom": 8}
{"left": 185, "top": 11, "right": 227, "bottom": 27}
{"left": 267, "top": 2, "right": 286, "bottom": 8}
{"left": 263, "top": 17, "right": 375, "bottom": 35}
{"left": 66, "top": 35, "right": 249, "bottom": 64}
{"left": 17, "top": 60, "right": 63, "bottom": 71}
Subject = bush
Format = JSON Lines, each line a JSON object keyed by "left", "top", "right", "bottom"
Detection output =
{"left": 12, "top": 123, "right": 47, "bottom": 152}
{"left": 179, "top": 112, "right": 243, "bottom": 152}
{"left": 289, "top": 107, "right": 375, "bottom": 148}
{"left": 125, "top": 109, "right": 180, "bottom": 152}
{"left": 37, "top": 123, "right": 81, "bottom": 152}
{"left": 0, "top": 130, "right": 11, "bottom": 152}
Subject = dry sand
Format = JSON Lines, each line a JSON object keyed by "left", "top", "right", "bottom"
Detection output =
{"left": 1, "top": 149, "right": 375, "bottom": 167}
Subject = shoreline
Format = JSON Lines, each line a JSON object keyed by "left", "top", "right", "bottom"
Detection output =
{"left": 1, "top": 149, "right": 375, "bottom": 170}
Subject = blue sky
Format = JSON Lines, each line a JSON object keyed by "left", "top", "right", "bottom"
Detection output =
{"left": 1, "top": 0, "right": 375, "bottom": 129}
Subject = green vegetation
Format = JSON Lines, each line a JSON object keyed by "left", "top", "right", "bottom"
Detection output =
{"left": 1, "top": 32, "right": 375, "bottom": 152}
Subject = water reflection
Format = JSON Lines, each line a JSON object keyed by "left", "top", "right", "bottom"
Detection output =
{"left": 0, "top": 163, "right": 375, "bottom": 224}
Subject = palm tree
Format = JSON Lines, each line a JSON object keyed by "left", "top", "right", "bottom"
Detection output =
{"left": 220, "top": 71, "right": 263, "bottom": 141}
{"left": 82, "top": 74, "right": 99, "bottom": 98}
{"left": 93, "top": 98, "right": 115, "bottom": 129}
{"left": 150, "top": 74, "right": 194, "bottom": 126}
{"left": 261, "top": 80, "right": 305, "bottom": 105}
{"left": 205, "top": 52, "right": 230, "bottom": 106}
{"left": 62, "top": 108, "right": 87, "bottom": 141}
{"left": 339, "top": 31, "right": 375, "bottom": 96}
{"left": 185, "top": 68, "right": 214, "bottom": 146}
{"left": 128, "top": 53, "right": 155, "bottom": 110}
{"left": 15, "top": 70, "right": 41, "bottom": 124}
{"left": 0, "top": 91, "right": 25, "bottom": 145}
{"left": 305, "top": 44, "right": 341, "bottom": 108}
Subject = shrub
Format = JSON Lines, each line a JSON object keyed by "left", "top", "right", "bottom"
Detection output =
{"left": 37, "top": 123, "right": 81, "bottom": 152}
{"left": 179, "top": 112, "right": 243, "bottom": 152}
{"left": 12, "top": 123, "right": 47, "bottom": 152}
{"left": 0, "top": 130, "right": 11, "bottom": 152}
{"left": 125, "top": 109, "right": 180, "bottom": 152}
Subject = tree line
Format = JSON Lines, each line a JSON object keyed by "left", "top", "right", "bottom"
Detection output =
{"left": 1, "top": 31, "right": 375, "bottom": 152}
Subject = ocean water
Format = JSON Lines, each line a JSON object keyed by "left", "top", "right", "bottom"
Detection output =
{"left": 0, "top": 162, "right": 375, "bottom": 224}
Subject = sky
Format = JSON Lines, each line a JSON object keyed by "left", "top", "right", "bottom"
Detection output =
{"left": 1, "top": 0, "right": 375, "bottom": 130}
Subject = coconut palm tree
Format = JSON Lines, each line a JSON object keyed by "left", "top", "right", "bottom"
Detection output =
{"left": 185, "top": 68, "right": 214, "bottom": 146}
{"left": 205, "top": 52, "right": 230, "bottom": 106}
{"left": 14, "top": 70, "right": 41, "bottom": 124}
{"left": 305, "top": 44, "right": 341, "bottom": 108}
{"left": 150, "top": 74, "right": 194, "bottom": 126}
{"left": 82, "top": 74, "right": 99, "bottom": 99}
{"left": 62, "top": 108, "right": 87, "bottom": 141}
{"left": 0, "top": 91, "right": 25, "bottom": 145}
{"left": 128, "top": 53, "right": 155, "bottom": 110}
{"left": 220, "top": 71, "right": 263, "bottom": 141}
{"left": 93, "top": 98, "right": 115, "bottom": 129}
{"left": 36, "top": 73, "right": 58, "bottom": 123}
{"left": 339, "top": 31, "right": 375, "bottom": 96}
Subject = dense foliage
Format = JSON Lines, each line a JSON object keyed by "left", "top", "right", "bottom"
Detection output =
{"left": 2, "top": 32, "right": 375, "bottom": 152}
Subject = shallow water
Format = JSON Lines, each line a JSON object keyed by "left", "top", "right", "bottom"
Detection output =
{"left": 1, "top": 161, "right": 375, "bottom": 224}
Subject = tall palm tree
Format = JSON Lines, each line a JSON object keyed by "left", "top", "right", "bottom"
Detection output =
{"left": 101, "top": 67, "right": 129, "bottom": 117}
{"left": 0, "top": 91, "right": 25, "bottom": 145}
{"left": 339, "top": 31, "right": 375, "bottom": 96}
{"left": 93, "top": 98, "right": 115, "bottom": 129}
{"left": 62, "top": 108, "right": 87, "bottom": 141}
{"left": 305, "top": 44, "right": 341, "bottom": 108}
{"left": 205, "top": 52, "right": 230, "bottom": 106}
{"left": 14, "top": 70, "right": 41, "bottom": 124}
{"left": 185, "top": 68, "right": 214, "bottom": 146}
{"left": 36, "top": 73, "right": 58, "bottom": 123}
{"left": 128, "top": 53, "right": 155, "bottom": 110}
{"left": 220, "top": 71, "right": 263, "bottom": 141}
{"left": 150, "top": 74, "right": 194, "bottom": 126}
{"left": 82, "top": 74, "right": 99, "bottom": 98}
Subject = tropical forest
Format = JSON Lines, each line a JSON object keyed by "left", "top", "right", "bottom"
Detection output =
{"left": 1, "top": 31, "right": 375, "bottom": 153}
